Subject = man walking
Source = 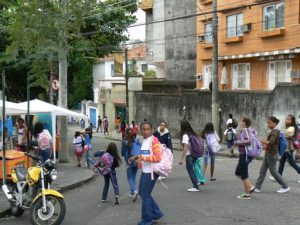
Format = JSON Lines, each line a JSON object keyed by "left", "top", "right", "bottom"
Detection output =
{"left": 97, "top": 116, "right": 102, "bottom": 133}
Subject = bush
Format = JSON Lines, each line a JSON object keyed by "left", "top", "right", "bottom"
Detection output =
{"left": 144, "top": 70, "right": 156, "bottom": 79}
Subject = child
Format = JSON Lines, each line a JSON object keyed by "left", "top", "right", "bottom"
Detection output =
{"left": 224, "top": 123, "right": 237, "bottom": 157}
{"left": 129, "top": 121, "right": 163, "bottom": 225}
{"left": 73, "top": 131, "right": 84, "bottom": 167}
{"left": 277, "top": 115, "right": 300, "bottom": 182}
{"left": 202, "top": 122, "right": 220, "bottom": 181}
{"left": 253, "top": 116, "right": 290, "bottom": 194}
{"left": 102, "top": 143, "right": 122, "bottom": 205}
{"left": 234, "top": 117, "right": 256, "bottom": 200}
{"left": 84, "top": 127, "right": 93, "bottom": 168}
{"left": 121, "top": 128, "right": 140, "bottom": 201}
{"left": 178, "top": 120, "right": 201, "bottom": 192}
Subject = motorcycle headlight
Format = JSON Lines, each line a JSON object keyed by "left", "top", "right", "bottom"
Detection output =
{"left": 50, "top": 169, "right": 58, "bottom": 181}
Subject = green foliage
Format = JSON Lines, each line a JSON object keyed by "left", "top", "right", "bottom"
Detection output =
{"left": 144, "top": 70, "right": 156, "bottom": 79}
{"left": 0, "top": 0, "right": 138, "bottom": 103}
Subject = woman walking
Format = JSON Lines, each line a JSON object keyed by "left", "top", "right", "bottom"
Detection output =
{"left": 121, "top": 128, "right": 140, "bottom": 201}
{"left": 253, "top": 116, "right": 290, "bottom": 194}
{"left": 234, "top": 117, "right": 256, "bottom": 200}
{"left": 73, "top": 131, "right": 84, "bottom": 167}
{"left": 84, "top": 127, "right": 93, "bottom": 168}
{"left": 178, "top": 120, "right": 201, "bottom": 192}
{"left": 129, "top": 121, "right": 163, "bottom": 225}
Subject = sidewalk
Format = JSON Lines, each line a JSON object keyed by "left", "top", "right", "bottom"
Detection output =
{"left": 0, "top": 163, "right": 95, "bottom": 218}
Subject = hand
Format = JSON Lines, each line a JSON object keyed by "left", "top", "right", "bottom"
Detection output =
{"left": 178, "top": 160, "right": 184, "bottom": 165}
{"left": 128, "top": 155, "right": 139, "bottom": 163}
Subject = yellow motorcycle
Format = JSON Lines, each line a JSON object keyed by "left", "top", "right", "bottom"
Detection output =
{"left": 2, "top": 153, "right": 66, "bottom": 225}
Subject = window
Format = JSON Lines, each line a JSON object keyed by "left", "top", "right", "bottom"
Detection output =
{"left": 111, "top": 64, "right": 115, "bottom": 76}
{"left": 204, "top": 23, "right": 213, "bottom": 43}
{"left": 227, "top": 13, "right": 243, "bottom": 38}
{"left": 141, "top": 64, "right": 148, "bottom": 72}
{"left": 268, "top": 60, "right": 291, "bottom": 89}
{"left": 232, "top": 63, "right": 251, "bottom": 90}
{"left": 263, "top": 2, "right": 284, "bottom": 31}
{"left": 203, "top": 65, "right": 212, "bottom": 89}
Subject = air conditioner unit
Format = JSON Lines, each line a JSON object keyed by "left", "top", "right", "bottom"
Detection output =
{"left": 198, "top": 34, "right": 205, "bottom": 43}
{"left": 240, "top": 24, "right": 252, "bottom": 33}
{"left": 196, "top": 74, "right": 203, "bottom": 80}
{"left": 291, "top": 70, "right": 300, "bottom": 78}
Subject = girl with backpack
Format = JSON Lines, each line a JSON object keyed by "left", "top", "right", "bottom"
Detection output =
{"left": 202, "top": 123, "right": 220, "bottom": 182}
{"left": 224, "top": 123, "right": 237, "bottom": 157}
{"left": 121, "top": 128, "right": 140, "bottom": 202}
{"left": 253, "top": 116, "right": 290, "bottom": 194}
{"left": 275, "top": 115, "right": 300, "bottom": 183}
{"left": 128, "top": 121, "right": 164, "bottom": 225}
{"left": 178, "top": 120, "right": 202, "bottom": 192}
{"left": 234, "top": 117, "right": 256, "bottom": 200}
{"left": 84, "top": 127, "right": 93, "bottom": 168}
{"left": 73, "top": 131, "right": 84, "bottom": 167}
{"left": 102, "top": 143, "right": 122, "bottom": 205}
{"left": 33, "top": 122, "right": 53, "bottom": 163}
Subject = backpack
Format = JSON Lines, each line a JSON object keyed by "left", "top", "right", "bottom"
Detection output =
{"left": 232, "top": 119, "right": 238, "bottom": 129}
{"left": 293, "top": 130, "right": 300, "bottom": 150}
{"left": 206, "top": 133, "right": 221, "bottom": 153}
{"left": 226, "top": 129, "right": 235, "bottom": 142}
{"left": 38, "top": 131, "right": 51, "bottom": 150}
{"left": 189, "top": 135, "right": 205, "bottom": 158}
{"left": 244, "top": 128, "right": 263, "bottom": 158}
{"left": 150, "top": 137, "right": 173, "bottom": 178}
{"left": 95, "top": 153, "right": 114, "bottom": 175}
{"left": 278, "top": 132, "right": 287, "bottom": 156}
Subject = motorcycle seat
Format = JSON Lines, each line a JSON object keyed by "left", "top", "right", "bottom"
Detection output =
{"left": 15, "top": 167, "right": 28, "bottom": 181}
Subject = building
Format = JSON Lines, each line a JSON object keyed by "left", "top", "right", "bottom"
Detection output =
{"left": 196, "top": 0, "right": 300, "bottom": 90}
{"left": 140, "top": 0, "right": 197, "bottom": 84}
{"left": 93, "top": 45, "right": 146, "bottom": 130}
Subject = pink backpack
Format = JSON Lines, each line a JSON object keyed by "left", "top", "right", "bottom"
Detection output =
{"left": 95, "top": 153, "right": 114, "bottom": 175}
{"left": 38, "top": 131, "right": 51, "bottom": 150}
{"left": 150, "top": 137, "right": 173, "bottom": 179}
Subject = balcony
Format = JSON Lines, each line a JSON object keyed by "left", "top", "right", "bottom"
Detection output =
{"left": 199, "top": 0, "right": 213, "bottom": 5}
{"left": 225, "top": 36, "right": 243, "bottom": 44}
{"left": 261, "top": 28, "right": 285, "bottom": 38}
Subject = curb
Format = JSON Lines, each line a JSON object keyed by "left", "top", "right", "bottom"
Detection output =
{"left": 0, "top": 172, "right": 95, "bottom": 218}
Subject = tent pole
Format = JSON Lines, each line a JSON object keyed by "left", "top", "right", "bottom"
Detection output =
{"left": 2, "top": 70, "right": 6, "bottom": 184}
{"left": 27, "top": 73, "right": 30, "bottom": 154}
{"left": 52, "top": 114, "right": 56, "bottom": 163}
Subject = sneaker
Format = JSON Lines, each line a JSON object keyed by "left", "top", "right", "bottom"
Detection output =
{"left": 132, "top": 191, "right": 138, "bottom": 202}
{"left": 269, "top": 176, "right": 275, "bottom": 181}
{"left": 210, "top": 178, "right": 217, "bottom": 181}
{"left": 114, "top": 196, "right": 120, "bottom": 205}
{"left": 237, "top": 193, "right": 251, "bottom": 200}
{"left": 276, "top": 187, "right": 290, "bottom": 194}
{"left": 187, "top": 188, "right": 200, "bottom": 192}
{"left": 249, "top": 187, "right": 256, "bottom": 194}
{"left": 254, "top": 188, "right": 261, "bottom": 193}
{"left": 128, "top": 194, "right": 133, "bottom": 199}
{"left": 158, "top": 176, "right": 166, "bottom": 181}
{"left": 297, "top": 181, "right": 300, "bottom": 184}
{"left": 101, "top": 199, "right": 106, "bottom": 202}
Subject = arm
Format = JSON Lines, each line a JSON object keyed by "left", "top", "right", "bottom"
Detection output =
{"left": 179, "top": 144, "right": 188, "bottom": 165}
{"left": 262, "top": 132, "right": 277, "bottom": 146}
{"left": 235, "top": 129, "right": 251, "bottom": 146}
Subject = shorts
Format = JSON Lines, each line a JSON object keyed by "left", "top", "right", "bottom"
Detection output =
{"left": 227, "top": 141, "right": 234, "bottom": 149}
{"left": 235, "top": 154, "right": 252, "bottom": 180}
{"left": 204, "top": 149, "right": 216, "bottom": 165}
{"left": 74, "top": 147, "right": 84, "bottom": 157}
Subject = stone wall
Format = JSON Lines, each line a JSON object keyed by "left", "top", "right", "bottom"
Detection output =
{"left": 135, "top": 84, "right": 300, "bottom": 137}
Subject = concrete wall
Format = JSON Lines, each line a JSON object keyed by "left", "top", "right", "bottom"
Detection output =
{"left": 135, "top": 84, "right": 300, "bottom": 138}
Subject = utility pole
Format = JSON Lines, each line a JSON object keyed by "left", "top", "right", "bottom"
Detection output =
{"left": 125, "top": 48, "right": 129, "bottom": 125}
{"left": 212, "top": 0, "right": 220, "bottom": 134}
{"left": 58, "top": 0, "right": 69, "bottom": 163}
{"left": 2, "top": 70, "right": 6, "bottom": 185}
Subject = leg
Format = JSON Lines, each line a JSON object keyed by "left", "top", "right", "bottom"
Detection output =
{"left": 185, "top": 155, "right": 199, "bottom": 189}
{"left": 127, "top": 167, "right": 136, "bottom": 195}
{"left": 109, "top": 170, "right": 120, "bottom": 196}
{"left": 278, "top": 152, "right": 287, "bottom": 175}
{"left": 286, "top": 151, "right": 300, "bottom": 174}
{"left": 267, "top": 154, "right": 289, "bottom": 188}
{"left": 203, "top": 150, "right": 209, "bottom": 176}
{"left": 102, "top": 175, "right": 110, "bottom": 200}
{"left": 138, "top": 173, "right": 163, "bottom": 225}
{"left": 255, "top": 155, "right": 269, "bottom": 190}
{"left": 210, "top": 151, "right": 216, "bottom": 179}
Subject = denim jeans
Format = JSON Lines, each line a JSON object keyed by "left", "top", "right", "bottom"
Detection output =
{"left": 102, "top": 168, "right": 120, "bottom": 200}
{"left": 85, "top": 148, "right": 92, "bottom": 168}
{"left": 278, "top": 151, "right": 300, "bottom": 175}
{"left": 127, "top": 166, "right": 138, "bottom": 195}
{"left": 186, "top": 155, "right": 199, "bottom": 189}
{"left": 39, "top": 149, "right": 51, "bottom": 163}
{"left": 138, "top": 173, "right": 163, "bottom": 225}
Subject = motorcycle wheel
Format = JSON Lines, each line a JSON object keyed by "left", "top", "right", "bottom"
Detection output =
{"left": 30, "top": 195, "right": 66, "bottom": 225}
{"left": 10, "top": 203, "right": 25, "bottom": 217}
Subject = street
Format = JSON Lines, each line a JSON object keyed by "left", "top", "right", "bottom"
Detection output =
{"left": 1, "top": 135, "right": 300, "bottom": 225}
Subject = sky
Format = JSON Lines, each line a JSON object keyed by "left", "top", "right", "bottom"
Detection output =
{"left": 128, "top": 9, "right": 146, "bottom": 41}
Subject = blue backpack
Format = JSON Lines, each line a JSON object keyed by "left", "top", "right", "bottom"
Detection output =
{"left": 189, "top": 135, "right": 205, "bottom": 158}
{"left": 279, "top": 132, "right": 287, "bottom": 156}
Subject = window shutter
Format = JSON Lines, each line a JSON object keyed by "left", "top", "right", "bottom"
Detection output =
{"left": 246, "top": 63, "right": 251, "bottom": 90}
{"left": 286, "top": 60, "right": 292, "bottom": 82}
{"left": 232, "top": 64, "right": 238, "bottom": 89}
{"left": 268, "top": 62, "right": 276, "bottom": 90}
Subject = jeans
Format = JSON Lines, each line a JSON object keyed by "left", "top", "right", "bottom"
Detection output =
{"left": 127, "top": 166, "right": 138, "bottom": 195}
{"left": 278, "top": 151, "right": 300, "bottom": 175}
{"left": 204, "top": 149, "right": 216, "bottom": 165}
{"left": 85, "top": 148, "right": 92, "bottom": 168}
{"left": 186, "top": 155, "right": 199, "bottom": 189}
{"left": 102, "top": 168, "right": 120, "bottom": 200}
{"left": 255, "top": 153, "right": 288, "bottom": 189}
{"left": 39, "top": 149, "right": 51, "bottom": 163}
{"left": 138, "top": 173, "right": 163, "bottom": 225}
{"left": 97, "top": 125, "right": 102, "bottom": 133}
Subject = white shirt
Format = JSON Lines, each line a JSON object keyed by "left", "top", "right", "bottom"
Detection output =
{"left": 73, "top": 136, "right": 83, "bottom": 148}
{"left": 182, "top": 134, "right": 190, "bottom": 156}
{"left": 224, "top": 128, "right": 237, "bottom": 135}
{"left": 226, "top": 119, "right": 233, "bottom": 125}
{"left": 141, "top": 137, "right": 152, "bottom": 173}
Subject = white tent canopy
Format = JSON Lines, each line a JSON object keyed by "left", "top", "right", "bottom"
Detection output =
{"left": 0, "top": 100, "right": 28, "bottom": 115}
{"left": 17, "top": 99, "right": 87, "bottom": 162}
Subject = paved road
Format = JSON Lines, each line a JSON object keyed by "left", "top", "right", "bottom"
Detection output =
{"left": 2, "top": 135, "right": 300, "bottom": 225}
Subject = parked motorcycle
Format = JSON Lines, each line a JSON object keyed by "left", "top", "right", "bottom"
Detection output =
{"left": 2, "top": 153, "right": 66, "bottom": 225}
